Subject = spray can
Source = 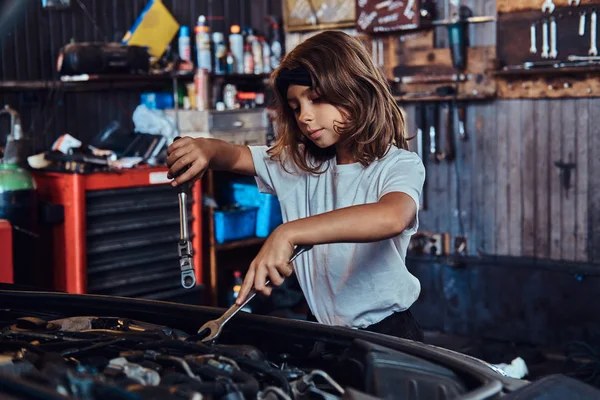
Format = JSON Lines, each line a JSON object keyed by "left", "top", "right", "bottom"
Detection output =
{"left": 212, "top": 32, "right": 227, "bottom": 74}
{"left": 178, "top": 26, "right": 191, "bottom": 62}
{"left": 223, "top": 84, "right": 238, "bottom": 110}
{"left": 194, "top": 69, "right": 210, "bottom": 110}
{"left": 195, "top": 15, "right": 212, "bottom": 71}
{"left": 229, "top": 25, "right": 244, "bottom": 74}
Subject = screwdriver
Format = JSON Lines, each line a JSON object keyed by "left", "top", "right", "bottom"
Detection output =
{"left": 173, "top": 136, "right": 196, "bottom": 289}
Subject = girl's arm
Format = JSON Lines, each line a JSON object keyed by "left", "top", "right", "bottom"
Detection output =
{"left": 167, "top": 137, "right": 256, "bottom": 186}
{"left": 236, "top": 192, "right": 416, "bottom": 303}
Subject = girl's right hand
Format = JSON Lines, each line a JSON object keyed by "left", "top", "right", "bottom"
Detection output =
{"left": 166, "top": 137, "right": 211, "bottom": 187}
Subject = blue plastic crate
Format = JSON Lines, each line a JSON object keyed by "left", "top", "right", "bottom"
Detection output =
{"left": 230, "top": 182, "right": 283, "bottom": 238}
{"left": 213, "top": 207, "right": 258, "bottom": 244}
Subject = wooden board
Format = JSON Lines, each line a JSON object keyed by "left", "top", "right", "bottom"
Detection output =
{"left": 507, "top": 100, "right": 523, "bottom": 257}
{"left": 390, "top": 45, "right": 497, "bottom": 100}
{"left": 356, "top": 0, "right": 420, "bottom": 33}
{"left": 495, "top": 101, "right": 509, "bottom": 255}
{"left": 521, "top": 100, "right": 536, "bottom": 257}
{"left": 549, "top": 100, "right": 562, "bottom": 260}
{"left": 283, "top": 0, "right": 355, "bottom": 31}
{"left": 498, "top": 0, "right": 600, "bottom": 13}
{"left": 534, "top": 99, "right": 551, "bottom": 259}
{"left": 575, "top": 98, "right": 589, "bottom": 262}
{"left": 497, "top": 74, "right": 600, "bottom": 99}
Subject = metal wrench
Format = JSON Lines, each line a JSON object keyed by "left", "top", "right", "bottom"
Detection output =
{"left": 542, "top": 0, "right": 555, "bottom": 14}
{"left": 530, "top": 23, "right": 537, "bottom": 54}
{"left": 542, "top": 20, "right": 550, "bottom": 59}
{"left": 569, "top": 0, "right": 581, "bottom": 5}
{"left": 173, "top": 136, "right": 196, "bottom": 289}
{"left": 550, "top": 18, "right": 558, "bottom": 59}
{"left": 197, "top": 245, "right": 313, "bottom": 343}
{"left": 590, "top": 11, "right": 598, "bottom": 56}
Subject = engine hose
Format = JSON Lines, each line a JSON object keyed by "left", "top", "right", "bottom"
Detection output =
{"left": 234, "top": 357, "right": 291, "bottom": 395}
{"left": 134, "top": 339, "right": 214, "bottom": 356}
{"left": 193, "top": 363, "right": 260, "bottom": 396}
{"left": 161, "top": 372, "right": 232, "bottom": 396}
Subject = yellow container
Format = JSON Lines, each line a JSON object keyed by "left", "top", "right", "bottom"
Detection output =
{"left": 122, "top": 0, "right": 180, "bottom": 59}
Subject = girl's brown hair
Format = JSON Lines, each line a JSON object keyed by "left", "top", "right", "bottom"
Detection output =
{"left": 268, "top": 30, "right": 408, "bottom": 174}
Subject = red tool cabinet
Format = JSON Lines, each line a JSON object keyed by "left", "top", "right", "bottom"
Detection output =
{"left": 0, "top": 219, "right": 13, "bottom": 284}
{"left": 33, "top": 167, "right": 203, "bottom": 303}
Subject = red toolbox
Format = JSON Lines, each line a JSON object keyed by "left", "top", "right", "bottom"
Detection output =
{"left": 33, "top": 167, "right": 203, "bottom": 303}
{"left": 0, "top": 219, "right": 13, "bottom": 284}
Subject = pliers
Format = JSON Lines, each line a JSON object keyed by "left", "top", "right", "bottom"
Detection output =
{"left": 173, "top": 137, "right": 196, "bottom": 289}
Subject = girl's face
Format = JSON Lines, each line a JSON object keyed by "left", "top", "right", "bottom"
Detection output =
{"left": 286, "top": 84, "right": 346, "bottom": 149}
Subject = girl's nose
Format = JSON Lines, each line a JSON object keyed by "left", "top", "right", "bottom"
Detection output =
{"left": 299, "top": 107, "right": 314, "bottom": 124}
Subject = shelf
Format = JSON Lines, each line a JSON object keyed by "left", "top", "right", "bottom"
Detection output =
{"left": 214, "top": 237, "right": 266, "bottom": 252}
{"left": 394, "top": 94, "right": 495, "bottom": 102}
{"left": 0, "top": 72, "right": 270, "bottom": 92}
{"left": 495, "top": 64, "right": 600, "bottom": 77}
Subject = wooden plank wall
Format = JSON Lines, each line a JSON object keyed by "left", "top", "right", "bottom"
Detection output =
{"left": 0, "top": 0, "right": 281, "bottom": 153}
{"left": 406, "top": 97, "right": 599, "bottom": 263}
{"left": 401, "top": 0, "right": 600, "bottom": 264}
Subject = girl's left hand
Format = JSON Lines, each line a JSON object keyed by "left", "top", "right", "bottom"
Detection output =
{"left": 236, "top": 226, "right": 295, "bottom": 305}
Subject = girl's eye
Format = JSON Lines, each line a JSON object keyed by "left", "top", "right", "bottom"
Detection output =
{"left": 292, "top": 106, "right": 300, "bottom": 114}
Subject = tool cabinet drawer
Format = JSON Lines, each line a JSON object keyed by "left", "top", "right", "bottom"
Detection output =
{"left": 210, "top": 130, "right": 266, "bottom": 146}
{"left": 210, "top": 109, "right": 267, "bottom": 131}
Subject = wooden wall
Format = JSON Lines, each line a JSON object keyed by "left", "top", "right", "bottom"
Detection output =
{"left": 283, "top": 0, "right": 599, "bottom": 264}
{"left": 403, "top": 0, "right": 600, "bottom": 264}
{"left": 0, "top": 0, "right": 281, "bottom": 152}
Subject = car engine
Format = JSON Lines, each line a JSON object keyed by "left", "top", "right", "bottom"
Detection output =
{"left": 0, "top": 314, "right": 350, "bottom": 400}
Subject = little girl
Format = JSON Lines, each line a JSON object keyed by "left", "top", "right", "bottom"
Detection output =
{"left": 167, "top": 30, "right": 426, "bottom": 341}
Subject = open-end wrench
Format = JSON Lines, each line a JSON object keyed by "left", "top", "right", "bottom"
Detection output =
{"left": 542, "top": 20, "right": 550, "bottom": 59}
{"left": 590, "top": 11, "right": 598, "bottom": 56}
{"left": 530, "top": 23, "right": 537, "bottom": 54}
{"left": 569, "top": 0, "right": 581, "bottom": 5}
{"left": 580, "top": 12, "right": 587, "bottom": 37}
{"left": 197, "top": 245, "right": 313, "bottom": 343}
{"left": 550, "top": 18, "right": 558, "bottom": 59}
{"left": 542, "top": 0, "right": 555, "bottom": 14}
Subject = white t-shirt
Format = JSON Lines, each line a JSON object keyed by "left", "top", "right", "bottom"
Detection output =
{"left": 249, "top": 145, "right": 426, "bottom": 329}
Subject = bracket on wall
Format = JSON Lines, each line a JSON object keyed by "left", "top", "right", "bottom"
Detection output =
{"left": 554, "top": 159, "right": 576, "bottom": 197}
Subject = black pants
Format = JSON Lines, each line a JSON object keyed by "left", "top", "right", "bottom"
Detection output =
{"left": 307, "top": 309, "right": 424, "bottom": 342}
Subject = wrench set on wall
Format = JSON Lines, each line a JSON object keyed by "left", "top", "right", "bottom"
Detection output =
{"left": 530, "top": 1, "right": 598, "bottom": 61}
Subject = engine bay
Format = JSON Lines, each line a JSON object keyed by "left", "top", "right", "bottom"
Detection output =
{"left": 0, "top": 300, "right": 473, "bottom": 400}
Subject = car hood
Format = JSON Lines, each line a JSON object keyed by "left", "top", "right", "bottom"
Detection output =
{"left": 0, "top": 288, "right": 527, "bottom": 399}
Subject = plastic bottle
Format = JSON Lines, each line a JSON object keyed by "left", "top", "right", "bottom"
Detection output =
{"left": 225, "top": 50, "right": 235, "bottom": 74}
{"left": 229, "top": 271, "right": 251, "bottom": 312}
{"left": 212, "top": 32, "right": 227, "bottom": 74}
{"left": 251, "top": 35, "right": 263, "bottom": 74}
{"left": 270, "top": 28, "right": 282, "bottom": 70}
{"left": 195, "top": 15, "right": 212, "bottom": 71}
{"left": 261, "top": 37, "right": 271, "bottom": 74}
{"left": 178, "top": 26, "right": 191, "bottom": 62}
{"left": 243, "top": 43, "right": 254, "bottom": 74}
{"left": 229, "top": 25, "right": 244, "bottom": 74}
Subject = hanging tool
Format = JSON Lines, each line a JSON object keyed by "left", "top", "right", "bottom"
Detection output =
{"left": 446, "top": 2, "right": 472, "bottom": 72}
{"left": 172, "top": 136, "right": 196, "bottom": 289}
{"left": 425, "top": 103, "right": 440, "bottom": 162}
{"left": 197, "top": 245, "right": 313, "bottom": 343}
